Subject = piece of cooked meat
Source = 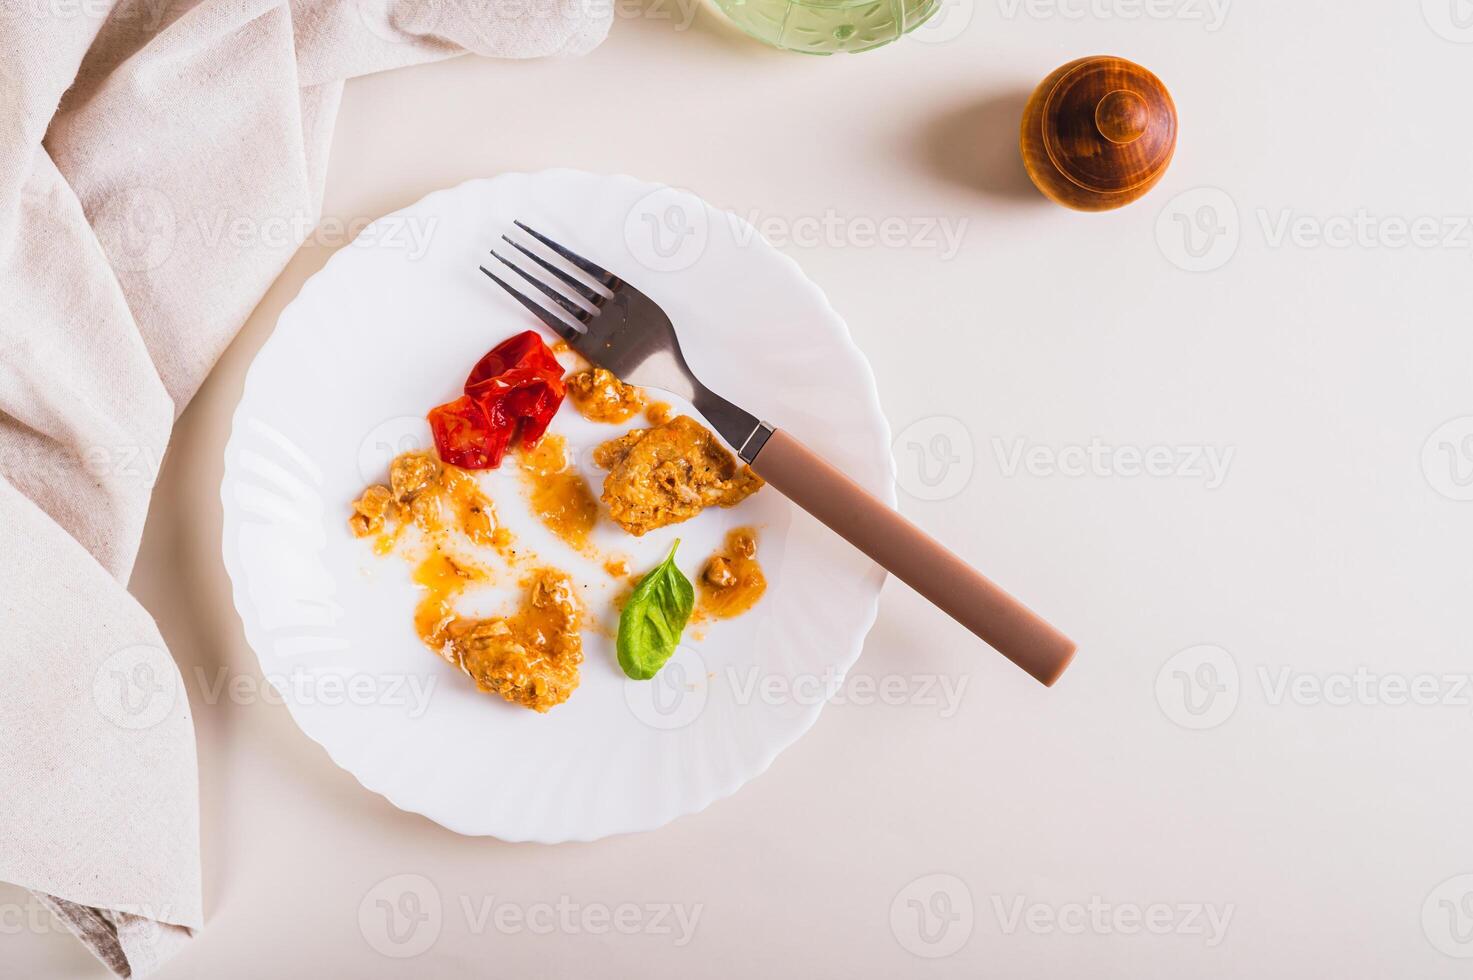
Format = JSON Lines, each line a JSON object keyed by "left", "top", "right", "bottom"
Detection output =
{"left": 695, "top": 527, "right": 767, "bottom": 620}
{"left": 449, "top": 569, "right": 583, "bottom": 713}
{"left": 591, "top": 429, "right": 646, "bottom": 469}
{"left": 566, "top": 367, "right": 644, "bottom": 423}
{"left": 348, "top": 450, "right": 499, "bottom": 548}
{"left": 390, "top": 451, "right": 440, "bottom": 499}
{"left": 594, "top": 415, "right": 763, "bottom": 536}
{"left": 703, "top": 556, "right": 737, "bottom": 588}
{"left": 349, "top": 484, "right": 395, "bottom": 536}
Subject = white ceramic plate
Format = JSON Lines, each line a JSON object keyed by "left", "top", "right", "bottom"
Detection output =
{"left": 221, "top": 170, "right": 894, "bottom": 841}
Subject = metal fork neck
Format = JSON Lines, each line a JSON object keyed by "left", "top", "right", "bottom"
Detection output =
{"left": 691, "top": 384, "right": 772, "bottom": 463}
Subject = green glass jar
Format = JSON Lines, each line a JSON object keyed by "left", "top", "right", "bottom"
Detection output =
{"left": 711, "top": 0, "right": 943, "bottom": 54}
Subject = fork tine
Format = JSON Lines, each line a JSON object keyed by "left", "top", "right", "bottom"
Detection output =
{"left": 501, "top": 236, "right": 604, "bottom": 306}
{"left": 490, "top": 249, "right": 591, "bottom": 323}
{"left": 513, "top": 221, "right": 618, "bottom": 287}
{"left": 479, "top": 265, "right": 580, "bottom": 342}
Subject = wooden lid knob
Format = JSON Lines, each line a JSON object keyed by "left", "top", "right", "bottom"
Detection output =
{"left": 1095, "top": 89, "right": 1149, "bottom": 144}
{"left": 1021, "top": 56, "right": 1178, "bottom": 211}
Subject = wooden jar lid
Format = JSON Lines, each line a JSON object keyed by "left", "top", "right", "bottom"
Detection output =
{"left": 1022, "top": 56, "right": 1178, "bottom": 211}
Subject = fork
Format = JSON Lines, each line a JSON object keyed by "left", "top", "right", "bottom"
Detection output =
{"left": 481, "top": 221, "right": 1077, "bottom": 686}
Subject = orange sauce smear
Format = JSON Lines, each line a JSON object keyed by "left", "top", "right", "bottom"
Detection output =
{"left": 412, "top": 548, "right": 489, "bottom": 652}
{"left": 516, "top": 434, "right": 599, "bottom": 552}
{"left": 695, "top": 527, "right": 767, "bottom": 621}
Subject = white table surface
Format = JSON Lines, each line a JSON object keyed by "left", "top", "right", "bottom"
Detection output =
{"left": 13, "top": 1, "right": 1473, "bottom": 975}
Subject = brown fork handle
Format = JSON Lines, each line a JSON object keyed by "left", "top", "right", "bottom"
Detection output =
{"left": 748, "top": 428, "right": 1076, "bottom": 686}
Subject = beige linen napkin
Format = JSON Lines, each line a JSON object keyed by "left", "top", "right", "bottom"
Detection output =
{"left": 0, "top": 0, "right": 611, "bottom": 974}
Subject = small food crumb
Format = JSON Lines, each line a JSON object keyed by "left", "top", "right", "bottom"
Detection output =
{"left": 349, "top": 484, "right": 394, "bottom": 536}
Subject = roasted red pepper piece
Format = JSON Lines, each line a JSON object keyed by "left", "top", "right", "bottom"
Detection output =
{"left": 427, "top": 396, "right": 506, "bottom": 470}
{"left": 428, "top": 331, "right": 566, "bottom": 470}
{"left": 465, "top": 331, "right": 565, "bottom": 397}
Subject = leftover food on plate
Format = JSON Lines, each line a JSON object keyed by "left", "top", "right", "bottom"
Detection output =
{"left": 593, "top": 415, "right": 764, "bottom": 536}
{"left": 567, "top": 367, "right": 644, "bottom": 423}
{"left": 411, "top": 548, "right": 582, "bottom": 712}
{"left": 349, "top": 330, "right": 768, "bottom": 712}
{"left": 412, "top": 548, "right": 488, "bottom": 645}
{"left": 429, "top": 330, "right": 565, "bottom": 470}
{"left": 351, "top": 450, "right": 507, "bottom": 555}
{"left": 516, "top": 433, "right": 599, "bottom": 550}
{"left": 697, "top": 527, "right": 767, "bottom": 621}
{"left": 446, "top": 569, "right": 584, "bottom": 712}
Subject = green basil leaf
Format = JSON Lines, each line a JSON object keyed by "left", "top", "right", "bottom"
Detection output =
{"left": 617, "top": 540, "right": 695, "bottom": 680}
